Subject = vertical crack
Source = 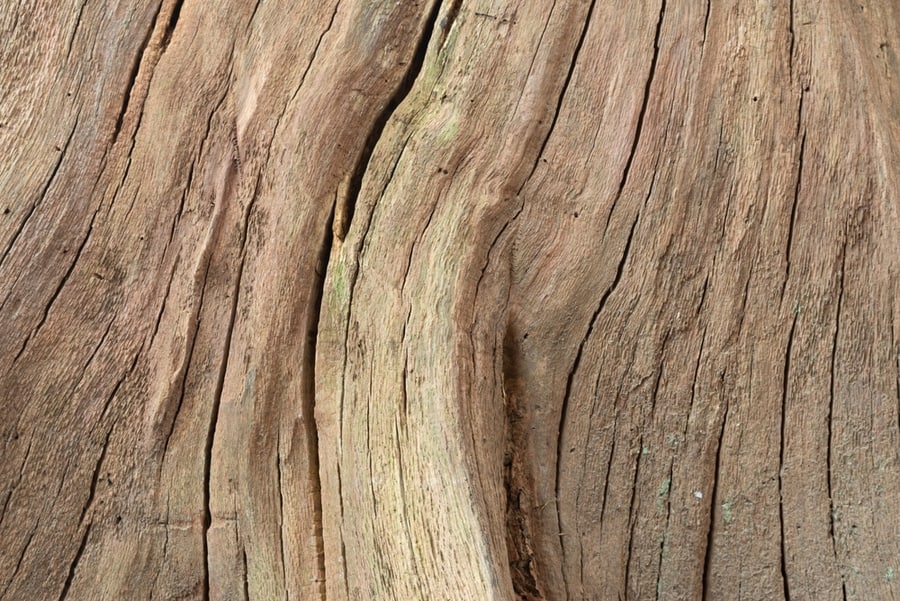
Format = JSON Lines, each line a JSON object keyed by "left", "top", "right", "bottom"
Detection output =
{"left": 160, "top": 260, "right": 209, "bottom": 461}
{"left": 1, "top": 524, "right": 37, "bottom": 599}
{"left": 556, "top": 213, "right": 639, "bottom": 596}
{"left": 605, "top": 0, "right": 666, "bottom": 234}
{"left": 333, "top": 0, "right": 443, "bottom": 241}
{"left": 436, "top": 0, "right": 462, "bottom": 51}
{"left": 702, "top": 389, "right": 728, "bottom": 600}
{"left": 519, "top": 0, "right": 597, "bottom": 190}
{"left": 65, "top": 0, "right": 88, "bottom": 60}
{"left": 307, "top": 202, "right": 336, "bottom": 598}
{"left": 159, "top": 0, "right": 184, "bottom": 52}
{"left": 241, "top": 547, "right": 250, "bottom": 601}
{"left": 828, "top": 239, "right": 847, "bottom": 591}
{"left": 12, "top": 182, "right": 101, "bottom": 364}
{"left": 702, "top": 0, "right": 711, "bottom": 46}
{"left": 393, "top": 419, "right": 421, "bottom": 589}
{"left": 77, "top": 426, "right": 114, "bottom": 525}
{"left": 56, "top": 523, "right": 92, "bottom": 601}
{"left": 0, "top": 436, "right": 33, "bottom": 526}
{"left": 779, "top": 312, "right": 798, "bottom": 601}
{"left": 275, "top": 434, "right": 288, "bottom": 595}
{"left": 111, "top": 1, "right": 162, "bottom": 144}
{"left": 623, "top": 433, "right": 643, "bottom": 598}
{"left": 781, "top": 132, "right": 805, "bottom": 302}
{"left": 0, "top": 113, "right": 79, "bottom": 274}
{"left": 788, "top": 0, "right": 795, "bottom": 77}
{"left": 795, "top": 88, "right": 805, "bottom": 137}
{"left": 245, "top": 0, "right": 263, "bottom": 33}
{"left": 202, "top": 155, "right": 248, "bottom": 601}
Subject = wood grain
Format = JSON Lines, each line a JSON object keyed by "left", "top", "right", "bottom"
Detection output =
{"left": 1, "top": 1, "right": 897, "bottom": 599}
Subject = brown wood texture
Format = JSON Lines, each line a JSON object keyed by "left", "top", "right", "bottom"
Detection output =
{"left": 1, "top": 1, "right": 898, "bottom": 599}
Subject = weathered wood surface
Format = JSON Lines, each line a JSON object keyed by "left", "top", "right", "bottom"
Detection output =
{"left": 1, "top": 0, "right": 898, "bottom": 599}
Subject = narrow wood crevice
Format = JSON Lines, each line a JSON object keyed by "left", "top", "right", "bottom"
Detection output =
{"left": 795, "top": 87, "right": 805, "bottom": 136}
{"left": 98, "top": 352, "right": 141, "bottom": 424}
{"left": 623, "top": 431, "right": 644, "bottom": 598}
{"left": 687, "top": 329, "right": 707, "bottom": 420}
{"left": 0, "top": 436, "right": 33, "bottom": 526}
{"left": 303, "top": 196, "right": 338, "bottom": 598}
{"left": 556, "top": 212, "right": 639, "bottom": 549}
{"left": 827, "top": 240, "right": 847, "bottom": 584}
{"left": 56, "top": 523, "right": 91, "bottom": 601}
{"left": 594, "top": 413, "right": 618, "bottom": 561}
{"left": 76, "top": 319, "right": 114, "bottom": 380}
{"left": 240, "top": 548, "right": 250, "bottom": 601}
{"left": 436, "top": 0, "right": 462, "bottom": 51}
{"left": 605, "top": 0, "right": 666, "bottom": 234}
{"left": 160, "top": 263, "right": 207, "bottom": 460}
{"left": 147, "top": 260, "right": 181, "bottom": 352}
{"left": 65, "top": 0, "right": 89, "bottom": 60}
{"left": 164, "top": 83, "right": 230, "bottom": 255}
{"left": 334, "top": 0, "right": 444, "bottom": 243}
{"left": 701, "top": 390, "right": 728, "bottom": 601}
{"left": 12, "top": 191, "right": 102, "bottom": 364}
{"left": 275, "top": 436, "right": 289, "bottom": 593}
{"left": 788, "top": 0, "right": 796, "bottom": 77}
{"left": 779, "top": 312, "right": 799, "bottom": 601}
{"left": 782, "top": 132, "right": 806, "bottom": 302}
{"left": 2, "top": 526, "right": 36, "bottom": 599}
{"left": 113, "top": 0, "right": 190, "bottom": 184}
{"left": 111, "top": 1, "right": 163, "bottom": 145}
{"left": 502, "top": 326, "right": 545, "bottom": 601}
{"left": 244, "top": 0, "right": 263, "bottom": 34}
{"left": 201, "top": 159, "right": 254, "bottom": 600}
{"left": 277, "top": 1, "right": 341, "bottom": 137}
{"left": 520, "top": 0, "right": 597, "bottom": 191}
{"left": 77, "top": 426, "right": 113, "bottom": 526}
{"left": 159, "top": 0, "right": 185, "bottom": 51}
{"left": 702, "top": 0, "right": 712, "bottom": 46}
{"left": 0, "top": 112, "right": 79, "bottom": 274}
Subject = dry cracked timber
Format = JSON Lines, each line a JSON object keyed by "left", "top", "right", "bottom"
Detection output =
{"left": 0, "top": 1, "right": 898, "bottom": 600}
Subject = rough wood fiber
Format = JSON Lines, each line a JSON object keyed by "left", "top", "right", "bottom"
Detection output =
{"left": 1, "top": 1, "right": 898, "bottom": 600}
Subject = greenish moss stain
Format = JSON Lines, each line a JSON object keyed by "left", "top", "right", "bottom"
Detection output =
{"left": 722, "top": 501, "right": 733, "bottom": 524}
{"left": 437, "top": 111, "right": 459, "bottom": 144}
{"left": 656, "top": 478, "right": 671, "bottom": 513}
{"left": 241, "top": 368, "right": 256, "bottom": 405}
{"left": 331, "top": 259, "right": 346, "bottom": 302}
{"left": 887, "top": 567, "right": 894, "bottom": 582}
{"left": 657, "top": 479, "right": 671, "bottom": 498}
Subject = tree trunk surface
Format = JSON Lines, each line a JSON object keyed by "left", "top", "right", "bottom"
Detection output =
{"left": 1, "top": 1, "right": 898, "bottom": 599}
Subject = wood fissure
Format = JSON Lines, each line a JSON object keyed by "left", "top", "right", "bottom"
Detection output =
{"left": 780, "top": 312, "right": 799, "bottom": 601}
{"left": 333, "top": 0, "right": 444, "bottom": 243}
{"left": 606, "top": 0, "right": 666, "bottom": 234}
{"left": 56, "top": 523, "right": 91, "bottom": 601}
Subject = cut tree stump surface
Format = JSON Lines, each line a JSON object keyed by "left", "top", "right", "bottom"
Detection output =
{"left": 1, "top": 1, "right": 898, "bottom": 600}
